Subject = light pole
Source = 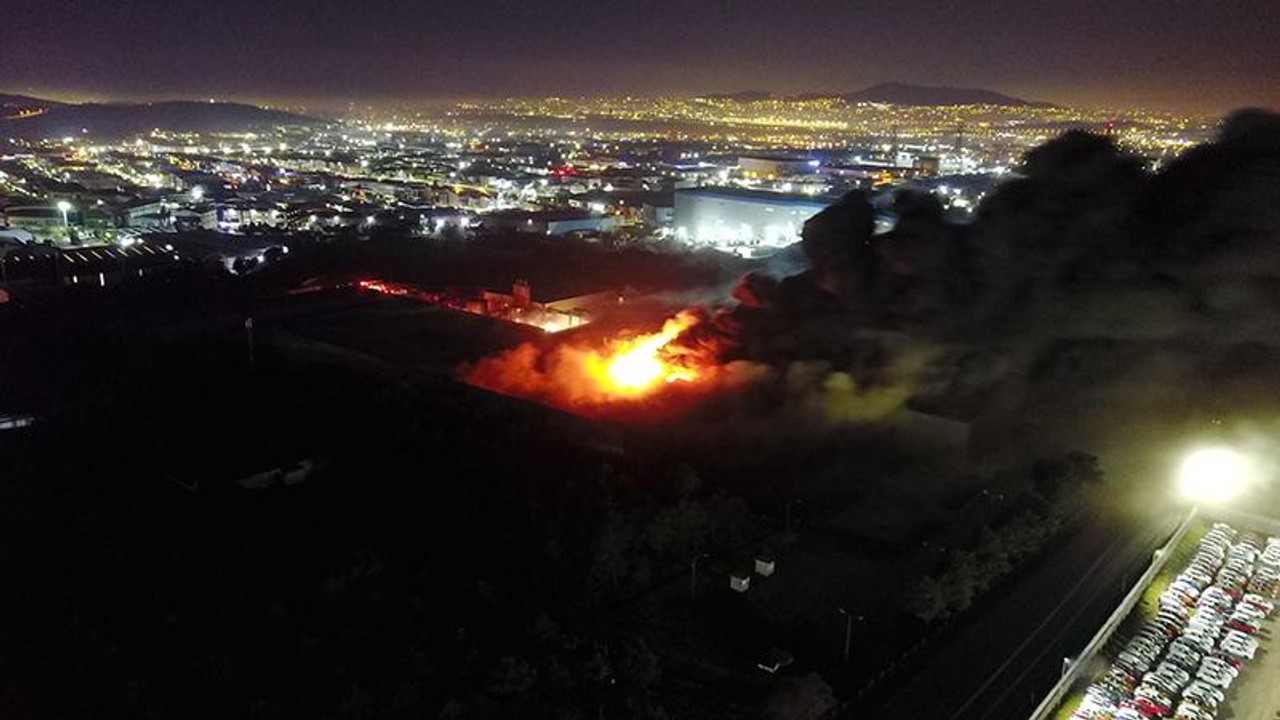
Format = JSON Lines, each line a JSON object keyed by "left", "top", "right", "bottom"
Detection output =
{"left": 836, "top": 607, "right": 860, "bottom": 666}
{"left": 56, "top": 200, "right": 73, "bottom": 243}
{"left": 245, "top": 316, "right": 255, "bottom": 370}
{"left": 1061, "top": 656, "right": 1072, "bottom": 679}
{"left": 690, "top": 552, "right": 709, "bottom": 601}
{"left": 785, "top": 498, "right": 802, "bottom": 533}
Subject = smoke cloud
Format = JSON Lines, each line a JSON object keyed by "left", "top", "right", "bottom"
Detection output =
{"left": 469, "top": 109, "right": 1280, "bottom": 475}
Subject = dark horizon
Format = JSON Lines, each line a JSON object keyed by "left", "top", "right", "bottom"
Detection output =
{"left": 5, "top": 0, "right": 1277, "bottom": 116}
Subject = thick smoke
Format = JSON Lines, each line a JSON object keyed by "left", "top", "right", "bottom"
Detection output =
{"left": 695, "top": 112, "right": 1280, "bottom": 474}
{"left": 927, "top": 111, "right": 1280, "bottom": 471}
{"left": 462, "top": 310, "right": 926, "bottom": 425}
{"left": 463, "top": 310, "right": 771, "bottom": 418}
{"left": 468, "top": 109, "right": 1280, "bottom": 466}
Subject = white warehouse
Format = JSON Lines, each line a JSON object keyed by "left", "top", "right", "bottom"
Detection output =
{"left": 673, "top": 187, "right": 833, "bottom": 256}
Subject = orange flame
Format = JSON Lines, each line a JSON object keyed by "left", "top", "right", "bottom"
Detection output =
{"left": 587, "top": 313, "right": 701, "bottom": 396}
{"left": 463, "top": 310, "right": 710, "bottom": 413}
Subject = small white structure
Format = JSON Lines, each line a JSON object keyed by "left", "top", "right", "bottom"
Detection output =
{"left": 754, "top": 557, "right": 776, "bottom": 577}
{"left": 730, "top": 573, "right": 751, "bottom": 592}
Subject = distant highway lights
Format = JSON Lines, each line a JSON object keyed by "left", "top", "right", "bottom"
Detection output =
{"left": 1177, "top": 447, "right": 1252, "bottom": 505}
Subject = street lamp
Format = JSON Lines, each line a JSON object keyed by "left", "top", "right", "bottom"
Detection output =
{"left": 690, "top": 552, "right": 709, "bottom": 601}
{"left": 1178, "top": 447, "right": 1251, "bottom": 505}
{"left": 785, "top": 498, "right": 803, "bottom": 533}
{"left": 836, "top": 607, "right": 861, "bottom": 666}
{"left": 56, "top": 200, "right": 72, "bottom": 227}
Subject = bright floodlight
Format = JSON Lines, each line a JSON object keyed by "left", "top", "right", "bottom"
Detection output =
{"left": 1178, "top": 447, "right": 1251, "bottom": 504}
{"left": 56, "top": 200, "right": 72, "bottom": 212}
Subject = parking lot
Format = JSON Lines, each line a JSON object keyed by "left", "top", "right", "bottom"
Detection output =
{"left": 1220, "top": 611, "right": 1278, "bottom": 719}
{"left": 1065, "top": 520, "right": 1280, "bottom": 720}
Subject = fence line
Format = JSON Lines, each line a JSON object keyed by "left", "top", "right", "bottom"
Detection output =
{"left": 1025, "top": 507, "right": 1199, "bottom": 720}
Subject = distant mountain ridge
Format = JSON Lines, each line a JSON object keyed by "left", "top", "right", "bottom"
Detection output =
{"left": 698, "top": 82, "right": 1051, "bottom": 108}
{"left": 0, "top": 94, "right": 66, "bottom": 110}
{"left": 0, "top": 96, "right": 318, "bottom": 138}
{"left": 844, "top": 82, "right": 1047, "bottom": 107}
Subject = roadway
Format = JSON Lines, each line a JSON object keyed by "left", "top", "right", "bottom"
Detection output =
{"left": 856, "top": 508, "right": 1179, "bottom": 720}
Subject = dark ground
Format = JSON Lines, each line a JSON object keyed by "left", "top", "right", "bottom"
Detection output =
{"left": 0, "top": 222, "right": 1231, "bottom": 720}
{"left": 856, "top": 507, "right": 1179, "bottom": 720}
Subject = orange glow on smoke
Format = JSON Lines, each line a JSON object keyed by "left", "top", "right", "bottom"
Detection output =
{"left": 587, "top": 313, "right": 700, "bottom": 396}
{"left": 463, "top": 310, "right": 713, "bottom": 414}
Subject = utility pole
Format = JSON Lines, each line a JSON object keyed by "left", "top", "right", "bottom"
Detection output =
{"left": 245, "top": 316, "right": 255, "bottom": 370}
{"left": 785, "top": 498, "right": 802, "bottom": 533}
{"left": 836, "top": 607, "right": 859, "bottom": 666}
{"left": 690, "top": 553, "right": 709, "bottom": 601}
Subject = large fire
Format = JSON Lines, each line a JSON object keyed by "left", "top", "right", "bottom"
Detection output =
{"left": 464, "top": 305, "right": 924, "bottom": 423}
{"left": 588, "top": 313, "right": 701, "bottom": 396}
{"left": 464, "top": 310, "right": 718, "bottom": 415}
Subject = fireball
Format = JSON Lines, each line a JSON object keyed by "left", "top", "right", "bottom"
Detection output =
{"left": 588, "top": 312, "right": 702, "bottom": 396}
{"left": 463, "top": 309, "right": 714, "bottom": 414}
{"left": 604, "top": 345, "right": 666, "bottom": 390}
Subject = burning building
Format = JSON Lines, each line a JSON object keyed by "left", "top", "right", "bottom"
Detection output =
{"left": 463, "top": 309, "right": 745, "bottom": 418}
{"left": 460, "top": 189, "right": 970, "bottom": 441}
{"left": 357, "top": 278, "right": 592, "bottom": 333}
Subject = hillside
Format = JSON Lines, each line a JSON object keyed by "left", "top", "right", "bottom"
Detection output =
{"left": 0, "top": 94, "right": 65, "bottom": 120}
{"left": 693, "top": 83, "right": 1052, "bottom": 108}
{"left": 0, "top": 98, "right": 318, "bottom": 138}
{"left": 842, "top": 82, "right": 1047, "bottom": 107}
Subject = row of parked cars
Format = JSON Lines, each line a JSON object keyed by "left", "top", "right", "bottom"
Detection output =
{"left": 1071, "top": 523, "right": 1277, "bottom": 720}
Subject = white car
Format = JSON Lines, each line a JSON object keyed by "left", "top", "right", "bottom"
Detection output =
{"left": 1242, "top": 593, "right": 1274, "bottom": 614}
{"left": 1181, "top": 632, "right": 1217, "bottom": 653}
{"left": 1220, "top": 634, "right": 1258, "bottom": 660}
{"left": 1201, "top": 656, "right": 1239, "bottom": 678}
{"left": 1183, "top": 680, "right": 1224, "bottom": 707}
{"left": 1186, "top": 619, "right": 1223, "bottom": 637}
{"left": 1221, "top": 641, "right": 1256, "bottom": 661}
{"left": 1173, "top": 702, "right": 1213, "bottom": 720}
{"left": 1196, "top": 666, "right": 1234, "bottom": 689}
{"left": 1233, "top": 603, "right": 1267, "bottom": 621}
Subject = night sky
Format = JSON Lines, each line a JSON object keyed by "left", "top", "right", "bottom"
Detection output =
{"left": 4, "top": 0, "right": 1277, "bottom": 114}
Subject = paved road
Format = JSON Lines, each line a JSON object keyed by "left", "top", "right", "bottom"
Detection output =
{"left": 856, "top": 509, "right": 1178, "bottom": 720}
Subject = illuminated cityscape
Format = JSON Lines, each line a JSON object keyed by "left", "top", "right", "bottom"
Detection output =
{"left": 0, "top": 92, "right": 1216, "bottom": 266}
{"left": 3, "top": 1, "right": 1280, "bottom": 719}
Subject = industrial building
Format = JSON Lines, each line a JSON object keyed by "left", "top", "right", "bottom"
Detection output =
{"left": 2, "top": 206, "right": 79, "bottom": 238}
{"left": 480, "top": 209, "right": 618, "bottom": 236}
{"left": 737, "top": 155, "right": 819, "bottom": 179}
{"left": 673, "top": 187, "right": 835, "bottom": 256}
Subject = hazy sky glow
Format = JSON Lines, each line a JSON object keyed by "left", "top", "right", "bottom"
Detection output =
{"left": 4, "top": 0, "right": 1277, "bottom": 114}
